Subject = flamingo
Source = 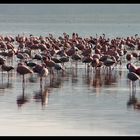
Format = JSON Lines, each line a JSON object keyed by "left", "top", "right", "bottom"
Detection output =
{"left": 126, "top": 53, "right": 133, "bottom": 62}
{"left": 25, "top": 60, "right": 37, "bottom": 68}
{"left": 71, "top": 53, "right": 81, "bottom": 69}
{"left": 33, "top": 63, "right": 49, "bottom": 89}
{"left": 59, "top": 56, "right": 69, "bottom": 68}
{"left": 0, "top": 56, "right": 5, "bottom": 65}
{"left": 127, "top": 72, "right": 140, "bottom": 92}
{"left": 32, "top": 63, "right": 49, "bottom": 107}
{"left": 54, "top": 63, "right": 65, "bottom": 76}
{"left": 1, "top": 64, "right": 14, "bottom": 84}
{"left": 17, "top": 63, "right": 33, "bottom": 95}
{"left": 126, "top": 63, "right": 140, "bottom": 75}
{"left": 51, "top": 57, "right": 62, "bottom": 63}
{"left": 82, "top": 55, "right": 93, "bottom": 70}
{"left": 91, "top": 58, "right": 103, "bottom": 71}
{"left": 43, "top": 56, "right": 55, "bottom": 76}
{"left": 16, "top": 52, "right": 30, "bottom": 62}
{"left": 33, "top": 53, "right": 42, "bottom": 61}
{"left": 103, "top": 56, "right": 116, "bottom": 71}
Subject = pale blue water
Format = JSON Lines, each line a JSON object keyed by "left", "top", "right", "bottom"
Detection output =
{"left": 0, "top": 4, "right": 140, "bottom": 37}
{"left": 0, "top": 4, "right": 140, "bottom": 136}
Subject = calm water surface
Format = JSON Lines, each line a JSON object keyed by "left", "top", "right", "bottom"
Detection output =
{"left": 0, "top": 4, "right": 140, "bottom": 136}
{"left": 0, "top": 60, "right": 140, "bottom": 136}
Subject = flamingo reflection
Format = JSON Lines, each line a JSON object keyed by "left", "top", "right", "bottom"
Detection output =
{"left": 16, "top": 84, "right": 30, "bottom": 108}
{"left": 92, "top": 70, "right": 102, "bottom": 88}
{"left": 33, "top": 86, "right": 49, "bottom": 107}
{"left": 103, "top": 71, "right": 117, "bottom": 86}
{"left": 127, "top": 89, "right": 140, "bottom": 110}
{"left": 127, "top": 89, "right": 137, "bottom": 108}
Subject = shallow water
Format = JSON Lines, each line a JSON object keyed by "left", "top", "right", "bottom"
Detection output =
{"left": 0, "top": 58, "right": 140, "bottom": 136}
{"left": 0, "top": 4, "right": 140, "bottom": 136}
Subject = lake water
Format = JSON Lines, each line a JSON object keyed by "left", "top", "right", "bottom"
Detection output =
{"left": 0, "top": 4, "right": 140, "bottom": 136}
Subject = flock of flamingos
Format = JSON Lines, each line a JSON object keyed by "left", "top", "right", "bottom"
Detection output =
{"left": 0, "top": 32, "right": 140, "bottom": 109}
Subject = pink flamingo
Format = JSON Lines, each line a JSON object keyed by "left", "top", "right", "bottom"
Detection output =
{"left": 1, "top": 63, "right": 14, "bottom": 84}
{"left": 126, "top": 53, "right": 133, "bottom": 62}
{"left": 17, "top": 63, "right": 33, "bottom": 95}
{"left": 16, "top": 63, "right": 33, "bottom": 107}
{"left": 127, "top": 63, "right": 140, "bottom": 75}
{"left": 127, "top": 72, "right": 140, "bottom": 93}
{"left": 33, "top": 63, "right": 49, "bottom": 89}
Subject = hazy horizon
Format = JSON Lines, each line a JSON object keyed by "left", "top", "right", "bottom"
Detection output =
{"left": 0, "top": 4, "right": 139, "bottom": 15}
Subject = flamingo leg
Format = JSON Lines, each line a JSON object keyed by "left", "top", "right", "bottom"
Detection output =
{"left": 22, "top": 75, "right": 25, "bottom": 97}
{"left": 7, "top": 72, "right": 9, "bottom": 84}
{"left": 1, "top": 69, "right": 3, "bottom": 85}
{"left": 40, "top": 76, "right": 43, "bottom": 92}
{"left": 40, "top": 76, "right": 44, "bottom": 107}
{"left": 75, "top": 61, "right": 78, "bottom": 69}
{"left": 134, "top": 82, "right": 136, "bottom": 93}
